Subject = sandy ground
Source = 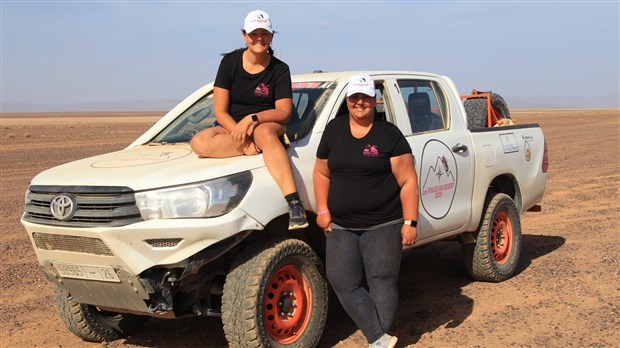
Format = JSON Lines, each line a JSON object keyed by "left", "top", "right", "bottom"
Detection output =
{"left": 1, "top": 109, "right": 618, "bottom": 348}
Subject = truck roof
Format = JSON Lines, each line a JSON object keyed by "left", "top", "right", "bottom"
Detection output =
{"left": 291, "top": 70, "right": 442, "bottom": 83}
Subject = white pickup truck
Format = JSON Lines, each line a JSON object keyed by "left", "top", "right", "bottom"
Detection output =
{"left": 21, "top": 71, "right": 548, "bottom": 347}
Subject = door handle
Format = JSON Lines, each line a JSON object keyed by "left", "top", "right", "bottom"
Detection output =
{"left": 452, "top": 143, "right": 468, "bottom": 153}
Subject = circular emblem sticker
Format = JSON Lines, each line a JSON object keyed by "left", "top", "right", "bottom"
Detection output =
{"left": 420, "top": 140, "right": 458, "bottom": 219}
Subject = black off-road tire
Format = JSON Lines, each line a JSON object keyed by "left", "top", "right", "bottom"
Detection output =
{"left": 463, "top": 97, "right": 488, "bottom": 129}
{"left": 462, "top": 193, "right": 522, "bottom": 282}
{"left": 55, "top": 287, "right": 147, "bottom": 342}
{"left": 463, "top": 93, "right": 511, "bottom": 129}
{"left": 222, "top": 238, "right": 328, "bottom": 348}
{"left": 490, "top": 93, "right": 511, "bottom": 120}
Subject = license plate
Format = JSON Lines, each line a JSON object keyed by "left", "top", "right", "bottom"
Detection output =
{"left": 54, "top": 263, "right": 120, "bottom": 282}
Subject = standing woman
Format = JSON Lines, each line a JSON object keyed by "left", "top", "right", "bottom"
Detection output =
{"left": 191, "top": 10, "right": 308, "bottom": 230}
{"left": 313, "top": 74, "right": 419, "bottom": 348}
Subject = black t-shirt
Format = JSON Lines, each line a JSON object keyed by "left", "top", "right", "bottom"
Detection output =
{"left": 214, "top": 49, "right": 292, "bottom": 121}
{"left": 316, "top": 116, "right": 412, "bottom": 228}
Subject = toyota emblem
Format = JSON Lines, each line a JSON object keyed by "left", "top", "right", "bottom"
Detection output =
{"left": 50, "top": 194, "right": 77, "bottom": 221}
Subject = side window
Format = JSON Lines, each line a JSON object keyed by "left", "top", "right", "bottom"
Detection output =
{"left": 397, "top": 79, "right": 448, "bottom": 134}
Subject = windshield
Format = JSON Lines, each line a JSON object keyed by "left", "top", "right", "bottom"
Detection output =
{"left": 150, "top": 81, "right": 336, "bottom": 144}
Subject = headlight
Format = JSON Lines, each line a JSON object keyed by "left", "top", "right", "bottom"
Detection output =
{"left": 135, "top": 171, "right": 252, "bottom": 220}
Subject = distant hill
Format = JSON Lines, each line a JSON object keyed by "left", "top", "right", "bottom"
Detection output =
{"left": 506, "top": 94, "right": 619, "bottom": 109}
{"left": 1, "top": 95, "right": 618, "bottom": 113}
{"left": 0, "top": 99, "right": 180, "bottom": 113}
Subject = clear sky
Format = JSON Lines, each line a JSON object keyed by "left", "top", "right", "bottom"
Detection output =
{"left": 1, "top": 0, "right": 619, "bottom": 111}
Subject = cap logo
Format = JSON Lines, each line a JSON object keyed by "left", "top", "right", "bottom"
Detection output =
{"left": 353, "top": 78, "right": 368, "bottom": 86}
{"left": 251, "top": 14, "right": 267, "bottom": 23}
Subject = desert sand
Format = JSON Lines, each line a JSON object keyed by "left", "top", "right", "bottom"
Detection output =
{"left": 1, "top": 109, "right": 618, "bottom": 347}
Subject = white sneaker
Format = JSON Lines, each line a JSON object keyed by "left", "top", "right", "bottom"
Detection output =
{"left": 368, "top": 333, "right": 398, "bottom": 348}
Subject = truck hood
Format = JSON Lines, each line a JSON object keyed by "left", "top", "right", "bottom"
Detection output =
{"left": 30, "top": 144, "right": 265, "bottom": 191}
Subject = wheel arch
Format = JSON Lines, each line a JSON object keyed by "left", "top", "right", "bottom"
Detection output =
{"left": 250, "top": 212, "right": 327, "bottom": 266}
{"left": 488, "top": 173, "right": 522, "bottom": 212}
{"left": 466, "top": 173, "right": 522, "bottom": 233}
{"left": 203, "top": 212, "right": 326, "bottom": 274}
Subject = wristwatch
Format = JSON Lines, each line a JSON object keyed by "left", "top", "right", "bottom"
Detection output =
{"left": 250, "top": 114, "right": 259, "bottom": 124}
{"left": 404, "top": 219, "right": 418, "bottom": 227}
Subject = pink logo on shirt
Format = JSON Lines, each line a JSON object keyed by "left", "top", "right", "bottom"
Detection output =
{"left": 255, "top": 83, "right": 270, "bottom": 97}
{"left": 363, "top": 144, "right": 379, "bottom": 157}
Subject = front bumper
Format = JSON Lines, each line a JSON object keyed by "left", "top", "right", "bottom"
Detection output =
{"left": 41, "top": 260, "right": 157, "bottom": 315}
{"left": 22, "top": 209, "right": 262, "bottom": 315}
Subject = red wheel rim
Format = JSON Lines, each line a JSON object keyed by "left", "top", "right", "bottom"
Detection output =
{"left": 491, "top": 211, "right": 512, "bottom": 264}
{"left": 263, "top": 264, "right": 312, "bottom": 344}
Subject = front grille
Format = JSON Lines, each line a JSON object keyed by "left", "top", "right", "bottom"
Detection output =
{"left": 145, "top": 238, "right": 183, "bottom": 248}
{"left": 23, "top": 185, "right": 143, "bottom": 227}
{"left": 33, "top": 233, "right": 114, "bottom": 256}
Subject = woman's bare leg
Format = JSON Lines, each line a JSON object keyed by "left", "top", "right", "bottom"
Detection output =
{"left": 254, "top": 123, "right": 308, "bottom": 229}
{"left": 252, "top": 123, "right": 297, "bottom": 195}
{"left": 190, "top": 127, "right": 245, "bottom": 158}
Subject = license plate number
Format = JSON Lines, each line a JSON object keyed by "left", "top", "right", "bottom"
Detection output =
{"left": 54, "top": 263, "right": 120, "bottom": 282}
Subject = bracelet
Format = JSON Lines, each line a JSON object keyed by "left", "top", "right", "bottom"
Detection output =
{"left": 318, "top": 209, "right": 330, "bottom": 215}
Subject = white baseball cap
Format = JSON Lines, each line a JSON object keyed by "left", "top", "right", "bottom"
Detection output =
{"left": 347, "top": 73, "right": 376, "bottom": 97}
{"left": 244, "top": 10, "right": 273, "bottom": 33}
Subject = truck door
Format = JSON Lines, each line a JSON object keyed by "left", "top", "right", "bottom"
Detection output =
{"left": 384, "top": 78, "right": 475, "bottom": 241}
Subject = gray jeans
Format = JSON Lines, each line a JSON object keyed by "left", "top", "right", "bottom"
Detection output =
{"left": 325, "top": 223, "right": 402, "bottom": 343}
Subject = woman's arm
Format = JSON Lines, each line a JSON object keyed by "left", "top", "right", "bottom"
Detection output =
{"left": 213, "top": 87, "right": 235, "bottom": 130}
{"left": 254, "top": 97, "right": 293, "bottom": 124}
{"left": 313, "top": 158, "right": 332, "bottom": 232}
{"left": 391, "top": 153, "right": 419, "bottom": 245}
